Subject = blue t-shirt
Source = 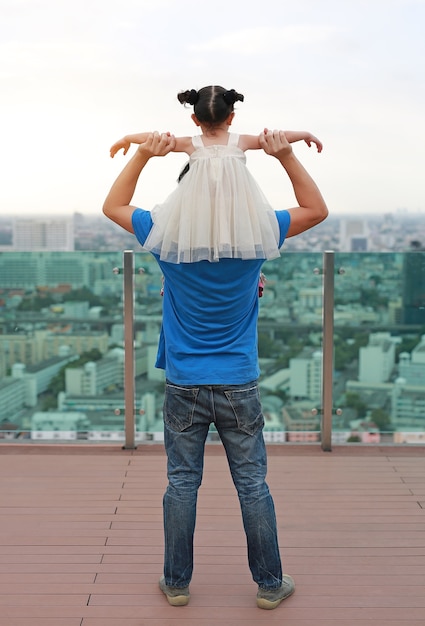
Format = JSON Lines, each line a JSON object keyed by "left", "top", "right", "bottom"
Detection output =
{"left": 132, "top": 209, "right": 290, "bottom": 385}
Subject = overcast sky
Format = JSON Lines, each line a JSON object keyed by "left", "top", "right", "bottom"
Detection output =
{"left": 1, "top": 0, "right": 424, "bottom": 218}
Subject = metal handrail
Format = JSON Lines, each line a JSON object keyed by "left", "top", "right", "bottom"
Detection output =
{"left": 123, "top": 250, "right": 136, "bottom": 449}
{"left": 321, "top": 251, "right": 335, "bottom": 451}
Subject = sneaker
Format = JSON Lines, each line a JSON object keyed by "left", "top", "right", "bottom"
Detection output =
{"left": 159, "top": 576, "right": 190, "bottom": 606}
{"left": 256, "top": 574, "right": 295, "bottom": 610}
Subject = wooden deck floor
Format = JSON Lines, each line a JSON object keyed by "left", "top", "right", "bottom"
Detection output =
{"left": 0, "top": 444, "right": 424, "bottom": 626}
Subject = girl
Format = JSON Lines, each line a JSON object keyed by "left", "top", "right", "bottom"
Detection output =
{"left": 110, "top": 85, "right": 322, "bottom": 264}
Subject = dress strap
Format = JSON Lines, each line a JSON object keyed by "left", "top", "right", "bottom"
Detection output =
{"left": 228, "top": 133, "right": 240, "bottom": 146}
{"left": 192, "top": 135, "right": 203, "bottom": 148}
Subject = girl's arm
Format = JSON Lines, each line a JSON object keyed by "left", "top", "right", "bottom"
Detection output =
{"left": 239, "top": 131, "right": 323, "bottom": 153}
{"left": 285, "top": 130, "right": 323, "bottom": 153}
{"left": 110, "top": 133, "right": 193, "bottom": 157}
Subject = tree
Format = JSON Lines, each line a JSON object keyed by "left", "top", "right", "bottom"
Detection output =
{"left": 62, "top": 287, "right": 102, "bottom": 307}
{"left": 345, "top": 392, "right": 367, "bottom": 418}
{"left": 370, "top": 408, "right": 392, "bottom": 433}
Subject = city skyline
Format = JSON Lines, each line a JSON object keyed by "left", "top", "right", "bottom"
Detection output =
{"left": 1, "top": 211, "right": 425, "bottom": 254}
{"left": 1, "top": 0, "right": 424, "bottom": 219}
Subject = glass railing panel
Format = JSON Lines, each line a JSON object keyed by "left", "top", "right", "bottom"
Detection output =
{"left": 1, "top": 250, "right": 424, "bottom": 445}
{"left": 0, "top": 251, "right": 127, "bottom": 441}
{"left": 257, "top": 252, "right": 324, "bottom": 443}
{"left": 132, "top": 252, "right": 165, "bottom": 442}
{"left": 332, "top": 252, "right": 425, "bottom": 445}
{"left": 133, "top": 251, "right": 325, "bottom": 443}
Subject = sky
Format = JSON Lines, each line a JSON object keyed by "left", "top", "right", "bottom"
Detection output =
{"left": 1, "top": 0, "right": 424, "bottom": 218}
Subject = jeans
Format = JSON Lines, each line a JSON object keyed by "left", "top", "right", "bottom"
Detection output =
{"left": 162, "top": 380, "right": 283, "bottom": 590}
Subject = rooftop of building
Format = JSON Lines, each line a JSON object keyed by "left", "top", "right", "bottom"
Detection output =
{"left": 0, "top": 443, "right": 424, "bottom": 625}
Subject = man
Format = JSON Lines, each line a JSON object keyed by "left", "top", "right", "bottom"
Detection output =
{"left": 103, "top": 129, "right": 328, "bottom": 609}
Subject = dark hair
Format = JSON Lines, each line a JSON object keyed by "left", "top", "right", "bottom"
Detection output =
{"left": 177, "top": 161, "right": 190, "bottom": 184}
{"left": 177, "top": 85, "right": 244, "bottom": 126}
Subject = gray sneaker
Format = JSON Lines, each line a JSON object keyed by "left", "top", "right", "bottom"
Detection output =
{"left": 256, "top": 574, "right": 295, "bottom": 610}
{"left": 159, "top": 576, "right": 190, "bottom": 606}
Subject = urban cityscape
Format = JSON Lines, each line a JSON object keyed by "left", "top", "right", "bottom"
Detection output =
{"left": 0, "top": 211, "right": 424, "bottom": 444}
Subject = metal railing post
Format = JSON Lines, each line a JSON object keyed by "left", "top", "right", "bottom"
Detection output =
{"left": 321, "top": 250, "right": 334, "bottom": 452}
{"left": 123, "top": 250, "right": 136, "bottom": 449}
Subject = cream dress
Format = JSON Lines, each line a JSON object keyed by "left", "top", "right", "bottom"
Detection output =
{"left": 142, "top": 133, "right": 281, "bottom": 263}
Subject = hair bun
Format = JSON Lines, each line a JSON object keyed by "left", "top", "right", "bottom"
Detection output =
{"left": 177, "top": 89, "right": 199, "bottom": 106}
{"left": 223, "top": 89, "right": 244, "bottom": 105}
{"left": 188, "top": 89, "right": 199, "bottom": 105}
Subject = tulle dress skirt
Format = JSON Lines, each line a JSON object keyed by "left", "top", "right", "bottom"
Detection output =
{"left": 142, "top": 137, "right": 281, "bottom": 264}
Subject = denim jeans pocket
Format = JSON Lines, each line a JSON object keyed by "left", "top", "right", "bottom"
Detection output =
{"left": 224, "top": 384, "right": 264, "bottom": 436}
{"left": 164, "top": 383, "right": 199, "bottom": 433}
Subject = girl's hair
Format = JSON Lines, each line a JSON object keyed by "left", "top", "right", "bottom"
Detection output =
{"left": 177, "top": 85, "right": 244, "bottom": 126}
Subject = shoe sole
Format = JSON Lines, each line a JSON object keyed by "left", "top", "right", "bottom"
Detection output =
{"left": 257, "top": 594, "right": 292, "bottom": 610}
{"left": 165, "top": 594, "right": 190, "bottom": 607}
{"left": 257, "top": 578, "right": 295, "bottom": 610}
{"left": 159, "top": 578, "right": 190, "bottom": 606}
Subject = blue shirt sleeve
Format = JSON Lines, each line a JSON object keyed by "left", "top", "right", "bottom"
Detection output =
{"left": 275, "top": 210, "right": 291, "bottom": 247}
{"left": 131, "top": 208, "right": 154, "bottom": 246}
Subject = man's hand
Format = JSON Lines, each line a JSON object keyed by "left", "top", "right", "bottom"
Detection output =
{"left": 137, "top": 132, "right": 176, "bottom": 159}
{"left": 259, "top": 129, "right": 293, "bottom": 160}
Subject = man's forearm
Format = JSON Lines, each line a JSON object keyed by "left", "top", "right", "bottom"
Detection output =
{"left": 103, "top": 133, "right": 176, "bottom": 233}
{"left": 278, "top": 151, "right": 327, "bottom": 215}
{"left": 102, "top": 150, "right": 151, "bottom": 233}
{"left": 103, "top": 150, "right": 150, "bottom": 214}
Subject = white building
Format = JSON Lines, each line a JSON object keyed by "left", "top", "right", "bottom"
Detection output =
{"left": 259, "top": 368, "right": 290, "bottom": 394}
{"left": 339, "top": 218, "right": 369, "bottom": 251}
{"left": 13, "top": 217, "right": 74, "bottom": 251}
{"left": 399, "top": 335, "right": 425, "bottom": 386}
{"left": 31, "top": 411, "right": 89, "bottom": 440}
{"left": 65, "top": 356, "right": 122, "bottom": 396}
{"left": 391, "top": 378, "right": 425, "bottom": 430}
{"left": 0, "top": 377, "right": 26, "bottom": 421}
{"left": 289, "top": 349, "right": 322, "bottom": 402}
{"left": 359, "top": 332, "right": 397, "bottom": 383}
{"left": 298, "top": 287, "right": 323, "bottom": 310}
{"left": 12, "top": 355, "right": 74, "bottom": 407}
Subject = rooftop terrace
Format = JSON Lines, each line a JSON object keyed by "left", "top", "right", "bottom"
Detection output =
{"left": 0, "top": 444, "right": 424, "bottom": 625}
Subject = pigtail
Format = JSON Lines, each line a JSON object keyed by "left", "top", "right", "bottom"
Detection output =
{"left": 177, "top": 89, "right": 199, "bottom": 106}
{"left": 223, "top": 89, "right": 244, "bottom": 105}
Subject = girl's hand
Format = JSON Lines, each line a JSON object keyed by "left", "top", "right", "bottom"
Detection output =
{"left": 110, "top": 138, "right": 131, "bottom": 158}
{"left": 304, "top": 133, "right": 323, "bottom": 153}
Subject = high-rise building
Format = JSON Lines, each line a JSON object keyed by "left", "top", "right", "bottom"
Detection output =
{"left": 398, "top": 335, "right": 425, "bottom": 386}
{"left": 65, "top": 356, "right": 122, "bottom": 396}
{"left": 339, "top": 218, "right": 369, "bottom": 251}
{"left": 289, "top": 349, "right": 322, "bottom": 402}
{"left": 359, "top": 332, "right": 396, "bottom": 383}
{"left": 13, "top": 217, "right": 74, "bottom": 251}
{"left": 401, "top": 252, "right": 425, "bottom": 325}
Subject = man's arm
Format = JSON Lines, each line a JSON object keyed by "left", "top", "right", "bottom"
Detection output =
{"left": 103, "top": 132, "right": 176, "bottom": 233}
{"left": 259, "top": 129, "right": 328, "bottom": 237}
